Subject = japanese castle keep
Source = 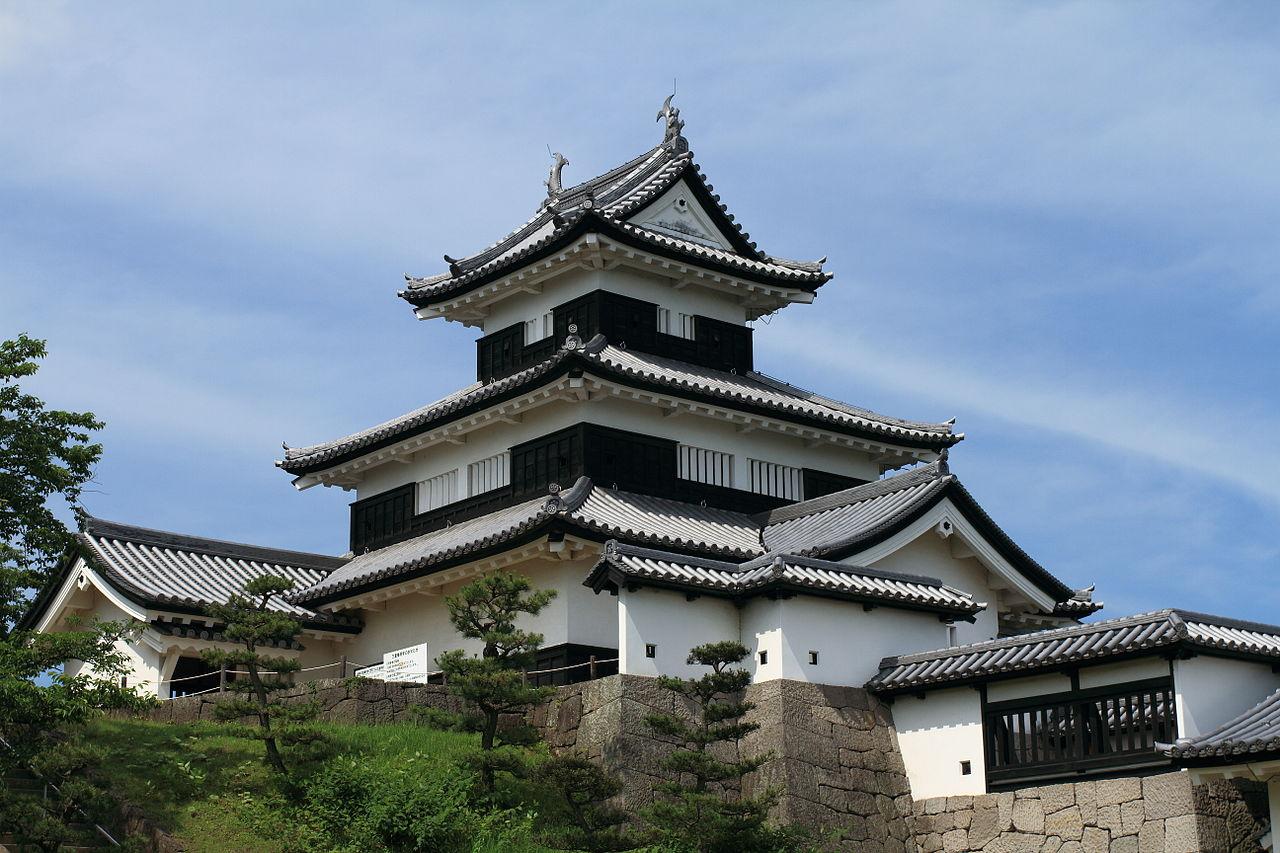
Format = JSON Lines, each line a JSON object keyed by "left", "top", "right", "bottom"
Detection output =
{"left": 24, "top": 101, "right": 1280, "bottom": 849}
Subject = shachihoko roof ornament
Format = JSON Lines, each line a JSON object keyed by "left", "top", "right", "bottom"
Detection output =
{"left": 400, "top": 96, "right": 831, "bottom": 313}
{"left": 544, "top": 151, "right": 568, "bottom": 198}
{"left": 656, "top": 94, "right": 688, "bottom": 152}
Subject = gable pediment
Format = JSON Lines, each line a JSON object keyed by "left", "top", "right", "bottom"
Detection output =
{"left": 850, "top": 497, "right": 1059, "bottom": 614}
{"left": 627, "top": 178, "right": 736, "bottom": 250}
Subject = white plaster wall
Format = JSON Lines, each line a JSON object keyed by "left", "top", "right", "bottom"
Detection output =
{"left": 481, "top": 265, "right": 749, "bottom": 335}
{"left": 1270, "top": 779, "right": 1280, "bottom": 850}
{"left": 893, "top": 687, "right": 987, "bottom": 799}
{"left": 355, "top": 393, "right": 881, "bottom": 502}
{"left": 628, "top": 180, "right": 739, "bottom": 251}
{"left": 740, "top": 597, "right": 785, "bottom": 681}
{"left": 54, "top": 588, "right": 166, "bottom": 696}
{"left": 618, "top": 586, "right": 739, "bottom": 679}
{"left": 741, "top": 596, "right": 948, "bottom": 687}
{"left": 985, "top": 672, "right": 1073, "bottom": 703}
{"left": 1077, "top": 657, "right": 1170, "bottom": 689}
{"left": 341, "top": 556, "right": 612, "bottom": 671}
{"left": 1174, "top": 655, "right": 1280, "bottom": 738}
{"left": 862, "top": 534, "right": 1000, "bottom": 646}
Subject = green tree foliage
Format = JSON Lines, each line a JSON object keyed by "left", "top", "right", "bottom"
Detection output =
{"left": 0, "top": 334, "right": 152, "bottom": 846}
{"left": 644, "top": 640, "right": 806, "bottom": 853}
{"left": 437, "top": 570, "right": 556, "bottom": 793}
{"left": 297, "top": 754, "right": 538, "bottom": 852}
{"left": 0, "top": 334, "right": 103, "bottom": 634}
{"left": 201, "top": 575, "right": 321, "bottom": 775}
{"left": 0, "top": 742, "right": 120, "bottom": 852}
{"left": 535, "top": 753, "right": 638, "bottom": 852}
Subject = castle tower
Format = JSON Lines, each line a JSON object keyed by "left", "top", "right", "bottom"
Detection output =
{"left": 275, "top": 100, "right": 1096, "bottom": 683}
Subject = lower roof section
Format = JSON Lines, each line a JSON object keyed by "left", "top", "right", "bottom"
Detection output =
{"left": 586, "top": 541, "right": 985, "bottom": 619}
{"left": 1163, "top": 687, "right": 1280, "bottom": 764}
{"left": 18, "top": 517, "right": 360, "bottom": 634}
{"left": 291, "top": 461, "right": 1090, "bottom": 617}
{"left": 869, "top": 609, "right": 1280, "bottom": 695}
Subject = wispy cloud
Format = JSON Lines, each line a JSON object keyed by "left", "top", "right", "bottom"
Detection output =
{"left": 758, "top": 321, "right": 1280, "bottom": 507}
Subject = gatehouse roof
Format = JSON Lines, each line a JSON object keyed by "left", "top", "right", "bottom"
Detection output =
{"left": 869, "top": 609, "right": 1280, "bottom": 695}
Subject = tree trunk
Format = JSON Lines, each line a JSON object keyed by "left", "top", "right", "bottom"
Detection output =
{"left": 480, "top": 706, "right": 499, "bottom": 792}
{"left": 248, "top": 659, "right": 286, "bottom": 775}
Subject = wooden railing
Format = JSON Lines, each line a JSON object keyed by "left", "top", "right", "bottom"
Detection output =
{"left": 984, "top": 677, "right": 1177, "bottom": 783}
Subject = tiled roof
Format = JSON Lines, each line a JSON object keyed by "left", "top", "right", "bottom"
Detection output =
{"left": 761, "top": 463, "right": 950, "bottom": 554}
{"left": 278, "top": 336, "right": 959, "bottom": 476}
{"left": 869, "top": 610, "right": 1280, "bottom": 694}
{"left": 400, "top": 138, "right": 831, "bottom": 307}
{"left": 65, "top": 518, "right": 357, "bottom": 629}
{"left": 294, "top": 489, "right": 568, "bottom": 604}
{"left": 567, "top": 487, "right": 761, "bottom": 557}
{"left": 760, "top": 462, "right": 1075, "bottom": 603}
{"left": 291, "top": 477, "right": 761, "bottom": 606}
{"left": 589, "top": 346, "right": 957, "bottom": 445}
{"left": 1163, "top": 688, "right": 1280, "bottom": 762}
{"left": 292, "top": 461, "right": 1083, "bottom": 614}
{"left": 278, "top": 348, "right": 573, "bottom": 473}
{"left": 586, "top": 542, "right": 985, "bottom": 617}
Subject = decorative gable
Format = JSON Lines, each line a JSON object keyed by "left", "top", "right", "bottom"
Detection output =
{"left": 627, "top": 178, "right": 737, "bottom": 250}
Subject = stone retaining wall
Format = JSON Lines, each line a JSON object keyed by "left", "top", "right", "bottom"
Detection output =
{"left": 146, "top": 678, "right": 465, "bottom": 725}
{"left": 143, "top": 676, "right": 1271, "bottom": 852}
{"left": 535, "top": 675, "right": 918, "bottom": 852}
{"left": 908, "top": 772, "right": 1268, "bottom": 853}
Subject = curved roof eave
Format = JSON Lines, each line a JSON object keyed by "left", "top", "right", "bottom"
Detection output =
{"left": 278, "top": 338, "right": 959, "bottom": 479}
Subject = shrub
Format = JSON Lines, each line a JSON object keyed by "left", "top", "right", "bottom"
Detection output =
{"left": 299, "top": 754, "right": 536, "bottom": 852}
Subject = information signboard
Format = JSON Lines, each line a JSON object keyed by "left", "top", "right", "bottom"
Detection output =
{"left": 355, "top": 641, "right": 433, "bottom": 684}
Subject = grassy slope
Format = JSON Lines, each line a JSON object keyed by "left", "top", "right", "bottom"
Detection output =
{"left": 88, "top": 718, "right": 489, "bottom": 852}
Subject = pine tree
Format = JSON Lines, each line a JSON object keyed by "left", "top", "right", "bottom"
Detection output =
{"left": 643, "top": 640, "right": 806, "bottom": 853}
{"left": 1, "top": 334, "right": 151, "bottom": 847}
{"left": 536, "top": 754, "right": 638, "bottom": 852}
{"left": 437, "top": 570, "right": 556, "bottom": 793}
{"left": 201, "top": 575, "right": 321, "bottom": 775}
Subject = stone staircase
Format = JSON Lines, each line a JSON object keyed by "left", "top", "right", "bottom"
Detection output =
{"left": 0, "top": 768, "right": 106, "bottom": 851}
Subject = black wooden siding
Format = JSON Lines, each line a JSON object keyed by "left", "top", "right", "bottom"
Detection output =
{"left": 474, "top": 289, "right": 753, "bottom": 383}
{"left": 348, "top": 423, "right": 868, "bottom": 554}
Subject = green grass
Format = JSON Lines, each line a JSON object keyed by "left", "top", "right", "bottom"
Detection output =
{"left": 86, "top": 717, "right": 493, "bottom": 852}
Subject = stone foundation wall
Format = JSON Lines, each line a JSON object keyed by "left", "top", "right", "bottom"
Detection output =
{"left": 908, "top": 772, "right": 1269, "bottom": 853}
{"left": 142, "top": 676, "right": 1270, "bottom": 852}
{"left": 144, "top": 678, "right": 466, "bottom": 725}
{"left": 535, "top": 675, "right": 918, "bottom": 852}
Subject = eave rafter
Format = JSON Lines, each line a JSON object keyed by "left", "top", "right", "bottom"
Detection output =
{"left": 317, "top": 536, "right": 601, "bottom": 613}
{"left": 412, "top": 234, "right": 816, "bottom": 327}
{"left": 295, "top": 383, "right": 573, "bottom": 491}
{"left": 297, "top": 369, "right": 936, "bottom": 491}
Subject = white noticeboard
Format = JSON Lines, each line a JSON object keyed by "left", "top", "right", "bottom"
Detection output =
{"left": 355, "top": 642, "right": 433, "bottom": 684}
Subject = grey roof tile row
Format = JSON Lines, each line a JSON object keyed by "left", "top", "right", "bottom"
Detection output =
{"left": 279, "top": 348, "right": 572, "bottom": 472}
{"left": 73, "top": 518, "right": 357, "bottom": 628}
{"left": 279, "top": 335, "right": 958, "bottom": 475}
{"left": 295, "top": 488, "right": 572, "bottom": 603}
{"left": 291, "top": 463, "right": 1081, "bottom": 615}
{"left": 292, "top": 477, "right": 762, "bottom": 605}
{"left": 401, "top": 138, "right": 830, "bottom": 305}
{"left": 870, "top": 609, "right": 1280, "bottom": 693}
{"left": 588, "top": 542, "right": 984, "bottom": 617}
{"left": 1164, "top": 688, "right": 1280, "bottom": 761}
{"left": 760, "top": 464, "right": 949, "bottom": 555}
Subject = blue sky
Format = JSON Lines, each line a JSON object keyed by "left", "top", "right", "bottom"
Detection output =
{"left": 2, "top": 3, "right": 1277, "bottom": 622}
